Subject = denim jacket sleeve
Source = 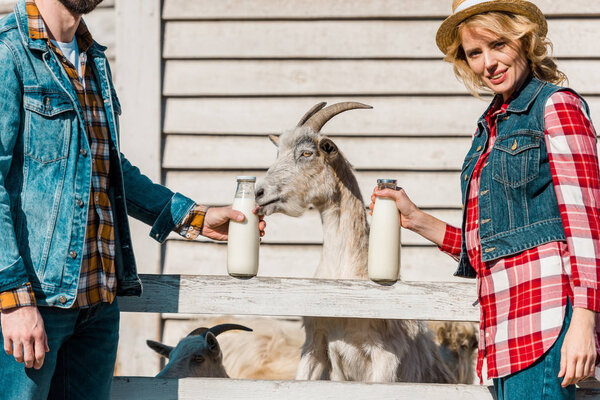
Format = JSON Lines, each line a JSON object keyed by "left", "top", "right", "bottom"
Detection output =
{"left": 119, "top": 154, "right": 195, "bottom": 243}
{"left": 0, "top": 40, "right": 30, "bottom": 292}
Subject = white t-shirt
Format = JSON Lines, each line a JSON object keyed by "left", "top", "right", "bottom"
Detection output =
{"left": 50, "top": 36, "right": 81, "bottom": 77}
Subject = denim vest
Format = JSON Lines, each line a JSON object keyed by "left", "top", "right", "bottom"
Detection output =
{"left": 0, "top": 0, "right": 195, "bottom": 306}
{"left": 454, "top": 77, "right": 589, "bottom": 278}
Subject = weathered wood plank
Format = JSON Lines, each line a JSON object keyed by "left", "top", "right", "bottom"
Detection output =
{"left": 162, "top": 0, "right": 600, "bottom": 20}
{"left": 118, "top": 274, "right": 478, "bottom": 320}
{"left": 163, "top": 19, "right": 600, "bottom": 59}
{"left": 163, "top": 135, "right": 472, "bottom": 170}
{"left": 163, "top": 96, "right": 600, "bottom": 136}
{"left": 167, "top": 208, "right": 462, "bottom": 246}
{"left": 165, "top": 170, "right": 462, "bottom": 208}
{"left": 163, "top": 241, "right": 463, "bottom": 282}
{"left": 163, "top": 59, "right": 600, "bottom": 96}
{"left": 111, "top": 377, "right": 496, "bottom": 399}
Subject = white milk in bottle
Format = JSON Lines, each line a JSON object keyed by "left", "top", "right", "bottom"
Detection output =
{"left": 227, "top": 176, "right": 260, "bottom": 278}
{"left": 368, "top": 179, "right": 401, "bottom": 283}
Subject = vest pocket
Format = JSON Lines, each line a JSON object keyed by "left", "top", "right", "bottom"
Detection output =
{"left": 492, "top": 132, "right": 541, "bottom": 187}
{"left": 23, "top": 89, "right": 74, "bottom": 164}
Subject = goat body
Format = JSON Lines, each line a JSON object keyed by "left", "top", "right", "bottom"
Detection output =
{"left": 256, "top": 104, "right": 477, "bottom": 383}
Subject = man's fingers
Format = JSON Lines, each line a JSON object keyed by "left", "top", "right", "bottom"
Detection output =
{"left": 229, "top": 209, "right": 245, "bottom": 222}
{"left": 12, "top": 339, "right": 24, "bottom": 363}
{"left": 22, "top": 339, "right": 34, "bottom": 368}
{"left": 33, "top": 335, "right": 46, "bottom": 370}
{"left": 4, "top": 336, "right": 13, "bottom": 355}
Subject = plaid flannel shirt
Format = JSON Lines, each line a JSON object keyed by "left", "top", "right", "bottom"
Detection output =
{"left": 440, "top": 91, "right": 600, "bottom": 381}
{"left": 0, "top": 2, "right": 206, "bottom": 311}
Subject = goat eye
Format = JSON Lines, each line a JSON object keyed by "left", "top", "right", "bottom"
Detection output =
{"left": 193, "top": 355, "right": 205, "bottom": 363}
{"left": 302, "top": 151, "right": 313, "bottom": 157}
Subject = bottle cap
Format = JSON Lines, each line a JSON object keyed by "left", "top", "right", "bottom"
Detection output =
{"left": 377, "top": 179, "right": 397, "bottom": 190}
{"left": 236, "top": 176, "right": 256, "bottom": 182}
{"left": 377, "top": 179, "right": 397, "bottom": 184}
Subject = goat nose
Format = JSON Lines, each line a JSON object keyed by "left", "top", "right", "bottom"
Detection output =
{"left": 255, "top": 187, "right": 264, "bottom": 200}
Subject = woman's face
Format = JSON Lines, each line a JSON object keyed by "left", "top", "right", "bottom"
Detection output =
{"left": 460, "top": 27, "right": 530, "bottom": 101}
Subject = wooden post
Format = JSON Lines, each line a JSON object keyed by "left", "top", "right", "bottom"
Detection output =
{"left": 114, "top": 0, "right": 162, "bottom": 377}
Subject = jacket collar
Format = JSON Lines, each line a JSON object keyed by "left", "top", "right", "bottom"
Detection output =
{"left": 14, "top": 0, "right": 106, "bottom": 54}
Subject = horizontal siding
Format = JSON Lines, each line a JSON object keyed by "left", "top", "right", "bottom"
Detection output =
{"left": 163, "top": 19, "right": 600, "bottom": 59}
{"left": 163, "top": 240, "right": 464, "bottom": 282}
{"left": 165, "top": 170, "right": 462, "bottom": 208}
{"left": 163, "top": 96, "right": 600, "bottom": 136}
{"left": 164, "top": 59, "right": 600, "bottom": 96}
{"left": 162, "top": 0, "right": 600, "bottom": 19}
{"left": 163, "top": 135, "right": 472, "bottom": 170}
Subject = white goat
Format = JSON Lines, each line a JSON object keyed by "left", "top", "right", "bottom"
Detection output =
{"left": 256, "top": 102, "right": 477, "bottom": 383}
{"left": 148, "top": 318, "right": 304, "bottom": 380}
{"left": 148, "top": 323, "right": 252, "bottom": 378}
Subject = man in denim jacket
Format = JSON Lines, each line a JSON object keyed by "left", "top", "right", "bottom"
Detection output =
{"left": 0, "top": 0, "right": 264, "bottom": 398}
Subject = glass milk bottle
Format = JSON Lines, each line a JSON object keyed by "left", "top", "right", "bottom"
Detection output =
{"left": 227, "top": 176, "right": 260, "bottom": 278}
{"left": 368, "top": 179, "right": 401, "bottom": 283}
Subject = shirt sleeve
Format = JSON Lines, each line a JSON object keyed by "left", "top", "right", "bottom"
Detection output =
{"left": 544, "top": 91, "right": 600, "bottom": 312}
{"left": 0, "top": 283, "right": 36, "bottom": 312}
{"left": 438, "top": 223, "right": 462, "bottom": 261}
{"left": 175, "top": 204, "right": 208, "bottom": 240}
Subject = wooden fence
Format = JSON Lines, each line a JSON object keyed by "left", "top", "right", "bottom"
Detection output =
{"left": 110, "top": 274, "right": 600, "bottom": 399}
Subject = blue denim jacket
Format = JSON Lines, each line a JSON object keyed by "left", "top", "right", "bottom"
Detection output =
{"left": 0, "top": 0, "right": 195, "bottom": 306}
{"left": 454, "top": 77, "right": 590, "bottom": 278}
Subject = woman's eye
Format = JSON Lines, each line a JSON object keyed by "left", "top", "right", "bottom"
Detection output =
{"left": 467, "top": 50, "right": 480, "bottom": 58}
{"left": 302, "top": 151, "right": 313, "bottom": 157}
{"left": 494, "top": 41, "right": 506, "bottom": 49}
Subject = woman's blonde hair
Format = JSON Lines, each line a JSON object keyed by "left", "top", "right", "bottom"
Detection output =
{"left": 444, "top": 11, "right": 567, "bottom": 97}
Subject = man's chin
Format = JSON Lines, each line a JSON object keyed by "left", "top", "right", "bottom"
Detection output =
{"left": 58, "top": 0, "right": 104, "bottom": 15}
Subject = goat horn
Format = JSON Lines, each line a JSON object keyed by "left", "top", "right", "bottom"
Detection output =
{"left": 187, "top": 327, "right": 209, "bottom": 337}
{"left": 208, "top": 324, "right": 253, "bottom": 337}
{"left": 303, "top": 102, "right": 372, "bottom": 133}
{"left": 297, "top": 102, "right": 327, "bottom": 127}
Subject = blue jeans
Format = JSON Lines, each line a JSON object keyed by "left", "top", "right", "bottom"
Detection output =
{"left": 0, "top": 301, "right": 119, "bottom": 400}
{"left": 493, "top": 299, "right": 575, "bottom": 400}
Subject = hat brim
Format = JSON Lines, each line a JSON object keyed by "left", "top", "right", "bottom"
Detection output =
{"left": 436, "top": 1, "right": 548, "bottom": 54}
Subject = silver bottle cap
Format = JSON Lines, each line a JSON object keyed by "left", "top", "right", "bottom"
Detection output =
{"left": 377, "top": 179, "right": 397, "bottom": 190}
{"left": 236, "top": 176, "right": 257, "bottom": 182}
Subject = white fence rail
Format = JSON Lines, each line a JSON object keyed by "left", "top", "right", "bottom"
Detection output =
{"left": 112, "top": 274, "right": 600, "bottom": 399}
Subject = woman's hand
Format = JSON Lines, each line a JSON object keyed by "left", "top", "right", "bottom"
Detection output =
{"left": 558, "top": 307, "right": 597, "bottom": 387}
{"left": 201, "top": 206, "right": 266, "bottom": 241}
{"left": 369, "top": 186, "right": 421, "bottom": 230}
{"left": 369, "top": 186, "right": 448, "bottom": 246}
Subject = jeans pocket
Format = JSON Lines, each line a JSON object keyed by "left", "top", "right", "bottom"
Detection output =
{"left": 492, "top": 132, "right": 542, "bottom": 188}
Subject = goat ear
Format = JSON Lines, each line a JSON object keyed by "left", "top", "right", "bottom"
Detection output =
{"left": 268, "top": 134, "right": 280, "bottom": 146}
{"left": 318, "top": 138, "right": 338, "bottom": 159}
{"left": 205, "top": 332, "right": 221, "bottom": 357}
{"left": 146, "top": 340, "right": 174, "bottom": 359}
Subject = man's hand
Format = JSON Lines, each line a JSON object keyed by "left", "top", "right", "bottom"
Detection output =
{"left": 558, "top": 307, "right": 597, "bottom": 387}
{"left": 1, "top": 306, "right": 48, "bottom": 369}
{"left": 200, "top": 206, "right": 266, "bottom": 241}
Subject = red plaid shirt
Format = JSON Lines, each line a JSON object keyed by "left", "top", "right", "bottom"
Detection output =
{"left": 441, "top": 91, "right": 600, "bottom": 381}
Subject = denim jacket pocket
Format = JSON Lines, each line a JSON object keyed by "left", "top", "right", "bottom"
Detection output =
{"left": 492, "top": 132, "right": 541, "bottom": 188}
{"left": 23, "top": 88, "right": 74, "bottom": 164}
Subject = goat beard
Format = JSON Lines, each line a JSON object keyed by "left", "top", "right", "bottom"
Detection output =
{"left": 58, "top": 0, "right": 103, "bottom": 15}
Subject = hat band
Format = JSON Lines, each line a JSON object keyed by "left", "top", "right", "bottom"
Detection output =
{"left": 454, "top": 0, "right": 491, "bottom": 13}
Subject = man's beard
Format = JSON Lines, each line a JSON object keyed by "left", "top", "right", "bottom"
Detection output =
{"left": 58, "top": 0, "right": 103, "bottom": 15}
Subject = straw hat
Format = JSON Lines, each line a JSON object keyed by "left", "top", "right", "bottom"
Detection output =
{"left": 436, "top": 0, "right": 547, "bottom": 54}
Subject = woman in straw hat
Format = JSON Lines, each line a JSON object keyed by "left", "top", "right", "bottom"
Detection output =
{"left": 371, "top": 0, "right": 599, "bottom": 398}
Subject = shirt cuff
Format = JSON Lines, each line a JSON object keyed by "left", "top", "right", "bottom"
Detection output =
{"left": 0, "top": 283, "right": 36, "bottom": 312}
{"left": 438, "top": 224, "right": 462, "bottom": 258}
{"left": 573, "top": 286, "right": 600, "bottom": 313}
{"left": 176, "top": 204, "right": 208, "bottom": 240}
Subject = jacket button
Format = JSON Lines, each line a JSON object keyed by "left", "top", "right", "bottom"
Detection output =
{"left": 59, "top": 296, "right": 67, "bottom": 304}
{"left": 44, "top": 96, "right": 50, "bottom": 108}
{"left": 76, "top": 199, "right": 84, "bottom": 208}
{"left": 69, "top": 250, "right": 77, "bottom": 259}
{"left": 80, "top": 148, "right": 88, "bottom": 157}
{"left": 464, "top": 175, "right": 468, "bottom": 181}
